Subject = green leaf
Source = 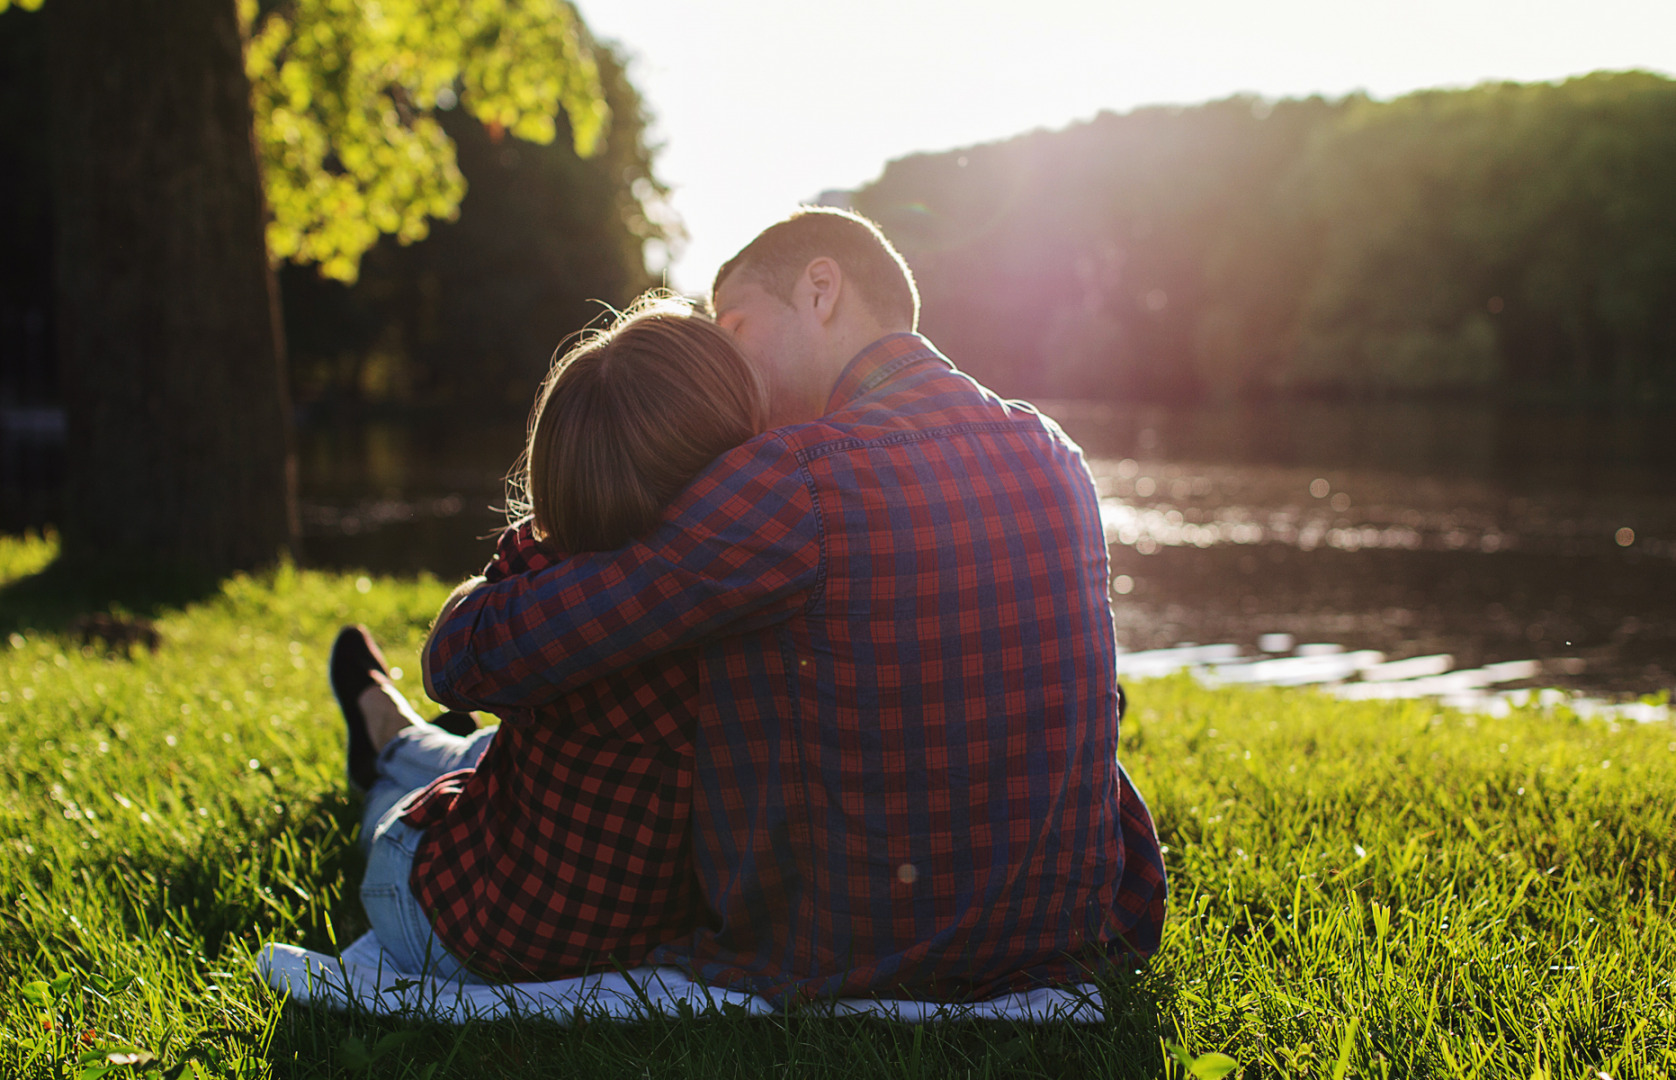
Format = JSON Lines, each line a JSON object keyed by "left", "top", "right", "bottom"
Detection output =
{"left": 49, "top": 972, "right": 76, "bottom": 996}
{"left": 338, "top": 1036, "right": 373, "bottom": 1071}
{"left": 1329, "top": 1015, "right": 1361, "bottom": 1080}
{"left": 21, "top": 980, "right": 53, "bottom": 1007}
{"left": 1189, "top": 1052, "right": 1239, "bottom": 1080}
{"left": 370, "top": 1030, "right": 420, "bottom": 1058}
{"left": 1166, "top": 1042, "right": 1239, "bottom": 1080}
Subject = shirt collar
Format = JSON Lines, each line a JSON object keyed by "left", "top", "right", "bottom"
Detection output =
{"left": 825, "top": 333, "right": 949, "bottom": 413}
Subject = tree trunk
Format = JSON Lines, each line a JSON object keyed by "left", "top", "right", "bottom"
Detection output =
{"left": 46, "top": 0, "right": 297, "bottom": 575}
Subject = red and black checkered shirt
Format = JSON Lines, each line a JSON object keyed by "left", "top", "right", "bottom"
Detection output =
{"left": 428, "top": 333, "right": 1169, "bottom": 1002}
{"left": 400, "top": 527, "right": 702, "bottom": 980}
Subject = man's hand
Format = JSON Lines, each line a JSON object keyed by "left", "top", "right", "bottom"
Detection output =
{"left": 422, "top": 575, "right": 486, "bottom": 702}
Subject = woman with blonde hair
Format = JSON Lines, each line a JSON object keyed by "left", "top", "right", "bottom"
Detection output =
{"left": 329, "top": 293, "right": 766, "bottom": 982}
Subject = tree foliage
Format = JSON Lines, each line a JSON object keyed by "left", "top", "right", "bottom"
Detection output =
{"left": 281, "top": 39, "right": 674, "bottom": 415}
{"left": 243, "top": 0, "right": 607, "bottom": 281}
{"left": 855, "top": 73, "right": 1676, "bottom": 405}
{"left": 3, "top": 0, "right": 610, "bottom": 283}
{"left": 1292, "top": 73, "right": 1676, "bottom": 397}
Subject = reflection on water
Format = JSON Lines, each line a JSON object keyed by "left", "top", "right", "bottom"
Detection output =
{"left": 1091, "top": 456, "right": 1674, "bottom": 560}
{"left": 297, "top": 418, "right": 525, "bottom": 575}
{"left": 1045, "top": 398, "right": 1676, "bottom": 493}
{"left": 1061, "top": 401, "right": 1674, "bottom": 701}
{"left": 297, "top": 399, "right": 1675, "bottom": 700}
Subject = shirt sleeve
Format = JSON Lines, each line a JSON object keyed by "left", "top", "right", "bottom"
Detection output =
{"left": 426, "top": 432, "right": 822, "bottom": 712}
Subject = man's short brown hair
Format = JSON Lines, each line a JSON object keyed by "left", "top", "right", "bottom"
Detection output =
{"left": 713, "top": 207, "right": 920, "bottom": 331}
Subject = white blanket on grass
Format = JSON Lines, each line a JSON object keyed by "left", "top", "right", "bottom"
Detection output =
{"left": 258, "top": 933, "right": 1104, "bottom": 1025}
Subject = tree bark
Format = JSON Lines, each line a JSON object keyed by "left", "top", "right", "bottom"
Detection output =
{"left": 46, "top": 0, "right": 297, "bottom": 575}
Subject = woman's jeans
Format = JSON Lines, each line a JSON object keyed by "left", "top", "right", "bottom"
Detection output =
{"left": 359, "top": 723, "right": 496, "bottom": 982}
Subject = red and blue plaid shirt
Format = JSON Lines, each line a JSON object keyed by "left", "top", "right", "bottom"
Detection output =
{"left": 427, "top": 333, "right": 1168, "bottom": 1002}
{"left": 400, "top": 527, "right": 701, "bottom": 980}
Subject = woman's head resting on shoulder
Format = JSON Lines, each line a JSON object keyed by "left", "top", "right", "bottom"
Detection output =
{"left": 512, "top": 291, "right": 768, "bottom": 554}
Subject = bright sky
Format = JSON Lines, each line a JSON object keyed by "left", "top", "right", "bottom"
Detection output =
{"left": 576, "top": 0, "right": 1676, "bottom": 294}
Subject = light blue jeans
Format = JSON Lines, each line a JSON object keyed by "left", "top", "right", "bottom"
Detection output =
{"left": 359, "top": 723, "right": 497, "bottom": 982}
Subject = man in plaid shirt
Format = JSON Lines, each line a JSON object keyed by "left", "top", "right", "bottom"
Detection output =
{"left": 425, "top": 208, "right": 1167, "bottom": 1002}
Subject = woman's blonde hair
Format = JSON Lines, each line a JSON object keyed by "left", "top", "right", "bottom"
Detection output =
{"left": 509, "top": 292, "right": 767, "bottom": 553}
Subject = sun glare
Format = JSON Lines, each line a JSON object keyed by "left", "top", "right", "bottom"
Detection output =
{"left": 577, "top": 0, "right": 1676, "bottom": 290}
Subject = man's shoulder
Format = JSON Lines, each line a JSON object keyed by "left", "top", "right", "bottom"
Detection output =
{"left": 795, "top": 370, "right": 1080, "bottom": 463}
{"left": 648, "top": 429, "right": 823, "bottom": 564}
{"left": 664, "top": 430, "right": 810, "bottom": 515}
{"left": 697, "top": 427, "right": 804, "bottom": 473}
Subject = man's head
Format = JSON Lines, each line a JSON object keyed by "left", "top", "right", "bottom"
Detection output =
{"left": 711, "top": 207, "right": 919, "bottom": 427}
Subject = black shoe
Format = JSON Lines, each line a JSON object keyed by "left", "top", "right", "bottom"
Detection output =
{"left": 431, "top": 710, "right": 477, "bottom": 737}
{"left": 330, "top": 625, "right": 388, "bottom": 792}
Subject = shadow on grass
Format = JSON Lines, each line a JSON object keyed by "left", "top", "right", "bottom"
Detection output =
{"left": 159, "top": 786, "right": 370, "bottom": 960}
{"left": 266, "top": 972, "right": 1169, "bottom": 1080}
{"left": 262, "top": 937, "right": 1170, "bottom": 1080}
{"left": 0, "top": 554, "right": 226, "bottom": 640}
{"left": 1, "top": 786, "right": 374, "bottom": 972}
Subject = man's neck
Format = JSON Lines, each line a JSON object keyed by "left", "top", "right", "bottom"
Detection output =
{"left": 772, "top": 314, "right": 909, "bottom": 427}
{"left": 782, "top": 329, "right": 914, "bottom": 426}
{"left": 831, "top": 317, "right": 901, "bottom": 369}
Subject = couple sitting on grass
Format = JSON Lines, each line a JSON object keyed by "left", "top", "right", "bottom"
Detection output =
{"left": 329, "top": 208, "right": 1168, "bottom": 1004}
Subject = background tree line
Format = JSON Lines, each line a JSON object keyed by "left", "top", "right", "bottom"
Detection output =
{"left": 854, "top": 72, "right": 1676, "bottom": 406}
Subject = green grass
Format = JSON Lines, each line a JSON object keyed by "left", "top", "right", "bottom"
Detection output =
{"left": 1, "top": 531, "right": 1672, "bottom": 1079}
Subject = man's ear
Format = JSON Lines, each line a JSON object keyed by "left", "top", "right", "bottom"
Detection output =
{"left": 802, "top": 256, "right": 842, "bottom": 326}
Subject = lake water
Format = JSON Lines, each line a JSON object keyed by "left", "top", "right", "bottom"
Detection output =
{"left": 297, "top": 399, "right": 1675, "bottom": 701}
